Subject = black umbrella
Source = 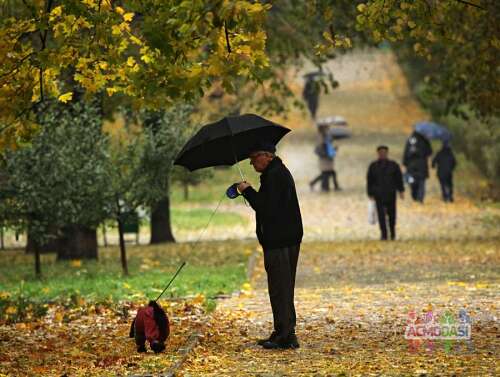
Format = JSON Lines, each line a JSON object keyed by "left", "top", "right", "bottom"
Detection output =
{"left": 174, "top": 114, "right": 291, "bottom": 171}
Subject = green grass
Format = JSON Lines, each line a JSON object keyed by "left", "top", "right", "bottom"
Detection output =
{"left": 171, "top": 208, "right": 247, "bottom": 230}
{"left": 171, "top": 164, "right": 260, "bottom": 204}
{"left": 0, "top": 240, "right": 257, "bottom": 320}
{"left": 0, "top": 165, "right": 255, "bottom": 321}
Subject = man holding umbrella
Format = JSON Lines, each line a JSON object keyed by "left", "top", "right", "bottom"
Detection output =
{"left": 174, "top": 114, "right": 301, "bottom": 349}
{"left": 237, "top": 141, "right": 303, "bottom": 350}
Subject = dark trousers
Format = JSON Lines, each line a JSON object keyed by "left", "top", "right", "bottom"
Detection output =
{"left": 410, "top": 179, "right": 426, "bottom": 202}
{"left": 375, "top": 199, "right": 396, "bottom": 240}
{"left": 310, "top": 170, "right": 339, "bottom": 191}
{"left": 263, "top": 244, "right": 300, "bottom": 340}
{"left": 439, "top": 174, "right": 454, "bottom": 202}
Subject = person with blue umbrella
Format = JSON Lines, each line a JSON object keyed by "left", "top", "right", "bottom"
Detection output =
{"left": 403, "top": 121, "right": 453, "bottom": 203}
{"left": 403, "top": 130, "right": 432, "bottom": 203}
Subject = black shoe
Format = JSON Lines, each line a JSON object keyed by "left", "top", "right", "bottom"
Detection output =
{"left": 137, "top": 345, "right": 147, "bottom": 353}
{"left": 262, "top": 335, "right": 300, "bottom": 350}
{"left": 257, "top": 331, "right": 277, "bottom": 346}
{"left": 288, "top": 333, "right": 300, "bottom": 349}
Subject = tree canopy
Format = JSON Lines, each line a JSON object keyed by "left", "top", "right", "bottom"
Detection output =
{"left": 4, "top": 100, "right": 110, "bottom": 245}
{"left": 357, "top": 0, "right": 499, "bottom": 119}
{"left": 0, "top": 0, "right": 271, "bottom": 148}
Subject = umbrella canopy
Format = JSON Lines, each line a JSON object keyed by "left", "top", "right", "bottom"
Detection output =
{"left": 174, "top": 114, "right": 290, "bottom": 171}
{"left": 328, "top": 127, "right": 351, "bottom": 140}
{"left": 414, "top": 121, "right": 452, "bottom": 142}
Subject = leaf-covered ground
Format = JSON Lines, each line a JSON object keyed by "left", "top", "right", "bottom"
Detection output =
{"left": 0, "top": 297, "right": 207, "bottom": 376}
{"left": 181, "top": 239, "right": 499, "bottom": 376}
{"left": 179, "top": 52, "right": 500, "bottom": 376}
{"left": 0, "top": 241, "right": 252, "bottom": 377}
{"left": 1, "top": 49, "right": 499, "bottom": 376}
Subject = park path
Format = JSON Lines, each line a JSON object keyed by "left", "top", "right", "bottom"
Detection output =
{"left": 178, "top": 50, "right": 500, "bottom": 376}
{"left": 176, "top": 49, "right": 498, "bottom": 244}
{"left": 172, "top": 128, "right": 499, "bottom": 244}
{"left": 178, "top": 133, "right": 500, "bottom": 375}
{"left": 180, "top": 237, "right": 499, "bottom": 376}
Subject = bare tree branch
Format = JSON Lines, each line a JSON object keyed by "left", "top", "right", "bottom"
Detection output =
{"left": 455, "top": 0, "right": 485, "bottom": 10}
{"left": 224, "top": 21, "right": 231, "bottom": 54}
{"left": 0, "top": 53, "right": 34, "bottom": 80}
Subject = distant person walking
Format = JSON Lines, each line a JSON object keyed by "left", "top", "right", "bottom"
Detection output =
{"left": 367, "top": 145, "right": 405, "bottom": 240}
{"left": 432, "top": 143, "right": 457, "bottom": 202}
{"left": 310, "top": 125, "right": 341, "bottom": 192}
{"left": 302, "top": 73, "right": 320, "bottom": 120}
{"left": 403, "top": 131, "right": 432, "bottom": 203}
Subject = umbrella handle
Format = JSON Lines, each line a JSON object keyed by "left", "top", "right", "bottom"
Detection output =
{"left": 228, "top": 126, "right": 246, "bottom": 181}
{"left": 235, "top": 163, "right": 245, "bottom": 181}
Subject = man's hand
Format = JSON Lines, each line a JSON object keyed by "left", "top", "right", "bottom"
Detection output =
{"left": 399, "top": 191, "right": 405, "bottom": 200}
{"left": 237, "top": 181, "right": 251, "bottom": 193}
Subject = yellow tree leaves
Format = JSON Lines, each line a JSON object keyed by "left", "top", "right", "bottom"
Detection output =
{"left": 356, "top": 0, "right": 499, "bottom": 118}
{"left": 0, "top": 0, "right": 272, "bottom": 149}
{"left": 58, "top": 91, "right": 73, "bottom": 103}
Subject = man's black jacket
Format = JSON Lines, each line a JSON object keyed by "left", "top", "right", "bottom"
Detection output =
{"left": 403, "top": 131, "right": 432, "bottom": 179}
{"left": 432, "top": 146, "right": 456, "bottom": 178}
{"left": 242, "top": 157, "right": 303, "bottom": 249}
{"left": 367, "top": 158, "right": 404, "bottom": 202}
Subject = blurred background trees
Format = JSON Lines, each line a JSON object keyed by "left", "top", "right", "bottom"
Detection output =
{"left": 3, "top": 101, "right": 110, "bottom": 274}
{"left": 0, "top": 0, "right": 497, "bottom": 276}
{"left": 357, "top": 0, "right": 499, "bottom": 197}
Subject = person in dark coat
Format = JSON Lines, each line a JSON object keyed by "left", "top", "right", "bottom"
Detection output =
{"left": 302, "top": 74, "right": 320, "bottom": 120}
{"left": 129, "top": 300, "right": 169, "bottom": 353}
{"left": 403, "top": 131, "right": 432, "bottom": 203}
{"left": 237, "top": 141, "right": 303, "bottom": 350}
{"left": 432, "top": 143, "right": 457, "bottom": 202}
{"left": 367, "top": 145, "right": 405, "bottom": 240}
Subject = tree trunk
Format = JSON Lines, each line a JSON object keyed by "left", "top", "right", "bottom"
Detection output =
{"left": 34, "top": 241, "right": 41, "bottom": 278}
{"left": 117, "top": 217, "right": 129, "bottom": 276}
{"left": 150, "top": 196, "right": 175, "bottom": 244}
{"left": 56, "top": 225, "right": 98, "bottom": 260}
{"left": 26, "top": 229, "right": 61, "bottom": 254}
